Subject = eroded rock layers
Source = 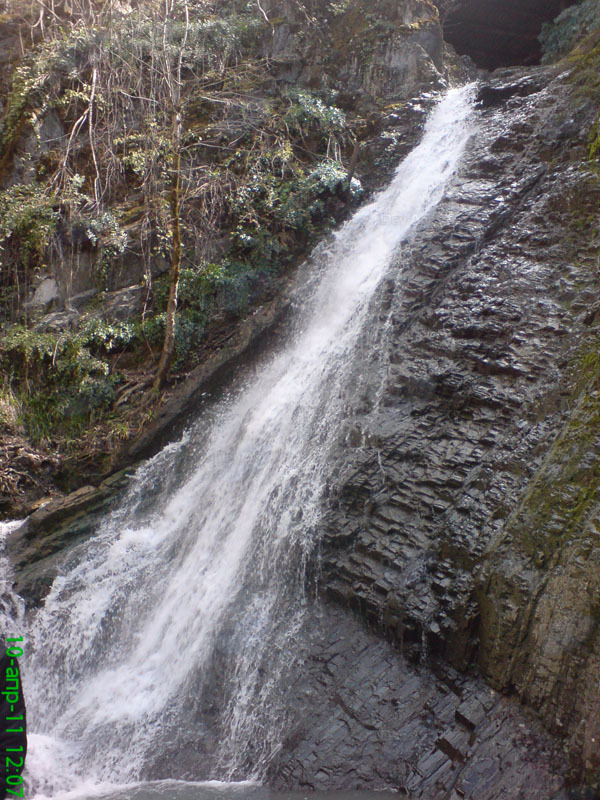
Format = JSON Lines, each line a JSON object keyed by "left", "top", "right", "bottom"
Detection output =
{"left": 318, "top": 65, "right": 600, "bottom": 784}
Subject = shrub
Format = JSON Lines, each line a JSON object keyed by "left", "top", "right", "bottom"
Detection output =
{"left": 0, "top": 323, "right": 124, "bottom": 442}
{"left": 0, "top": 185, "right": 58, "bottom": 262}
{"left": 540, "top": 0, "right": 600, "bottom": 63}
{"left": 78, "top": 319, "right": 139, "bottom": 355}
{"left": 283, "top": 88, "right": 347, "bottom": 136}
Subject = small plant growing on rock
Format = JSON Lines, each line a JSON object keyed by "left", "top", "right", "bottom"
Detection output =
{"left": 540, "top": 0, "right": 600, "bottom": 63}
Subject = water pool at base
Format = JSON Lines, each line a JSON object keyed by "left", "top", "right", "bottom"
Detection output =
{"left": 41, "top": 783, "right": 401, "bottom": 800}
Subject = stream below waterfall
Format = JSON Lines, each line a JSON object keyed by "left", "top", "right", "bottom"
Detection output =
{"left": 0, "top": 85, "right": 477, "bottom": 800}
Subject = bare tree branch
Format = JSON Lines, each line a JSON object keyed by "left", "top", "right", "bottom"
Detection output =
{"left": 256, "top": 0, "right": 269, "bottom": 23}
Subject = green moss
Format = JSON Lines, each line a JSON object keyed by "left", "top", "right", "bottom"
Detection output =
{"left": 589, "top": 119, "right": 600, "bottom": 160}
{"left": 118, "top": 204, "right": 146, "bottom": 226}
{"left": 331, "top": 6, "right": 370, "bottom": 52}
{"left": 505, "top": 341, "right": 600, "bottom": 567}
{"left": 540, "top": 0, "right": 600, "bottom": 63}
{"left": 568, "top": 30, "right": 600, "bottom": 97}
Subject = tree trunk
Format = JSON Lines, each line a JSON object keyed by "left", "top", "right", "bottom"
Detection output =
{"left": 153, "top": 1, "right": 189, "bottom": 393}
{"left": 153, "top": 122, "right": 182, "bottom": 393}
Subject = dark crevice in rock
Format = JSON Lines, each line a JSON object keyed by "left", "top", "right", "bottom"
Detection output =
{"left": 440, "top": 0, "right": 580, "bottom": 70}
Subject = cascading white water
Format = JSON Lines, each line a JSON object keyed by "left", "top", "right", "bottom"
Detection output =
{"left": 2, "top": 85, "right": 476, "bottom": 800}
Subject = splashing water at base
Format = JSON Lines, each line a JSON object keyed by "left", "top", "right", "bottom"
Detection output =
{"left": 2, "top": 86, "right": 477, "bottom": 799}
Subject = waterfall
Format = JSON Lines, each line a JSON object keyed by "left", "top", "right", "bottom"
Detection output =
{"left": 3, "top": 85, "right": 476, "bottom": 799}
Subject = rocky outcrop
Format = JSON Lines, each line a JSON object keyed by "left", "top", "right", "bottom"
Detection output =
{"left": 263, "top": 0, "right": 447, "bottom": 106}
{"left": 6, "top": 468, "right": 133, "bottom": 603}
{"left": 268, "top": 604, "right": 571, "bottom": 797}
{"left": 318, "top": 63, "right": 600, "bottom": 786}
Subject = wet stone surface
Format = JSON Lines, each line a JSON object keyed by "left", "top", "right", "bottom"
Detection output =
{"left": 315, "top": 64, "right": 600, "bottom": 784}
{"left": 268, "top": 604, "right": 568, "bottom": 798}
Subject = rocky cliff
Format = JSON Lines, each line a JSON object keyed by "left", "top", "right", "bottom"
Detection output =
{"left": 3, "top": 0, "right": 600, "bottom": 796}
{"left": 316, "top": 50, "right": 600, "bottom": 789}
{"left": 260, "top": 45, "right": 600, "bottom": 793}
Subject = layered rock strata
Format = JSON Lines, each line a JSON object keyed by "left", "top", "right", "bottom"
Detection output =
{"left": 319, "top": 64, "right": 600, "bottom": 783}
{"left": 268, "top": 604, "right": 570, "bottom": 798}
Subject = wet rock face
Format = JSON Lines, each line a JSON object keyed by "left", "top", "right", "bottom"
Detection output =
{"left": 269, "top": 605, "right": 569, "bottom": 797}
{"left": 7, "top": 469, "right": 133, "bottom": 604}
{"left": 319, "top": 64, "right": 600, "bottom": 783}
{"left": 441, "top": 0, "right": 577, "bottom": 69}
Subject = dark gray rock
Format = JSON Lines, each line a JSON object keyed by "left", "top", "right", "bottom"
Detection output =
{"left": 476, "top": 71, "right": 554, "bottom": 107}
{"left": 69, "top": 288, "right": 98, "bottom": 310}
{"left": 318, "top": 65, "right": 600, "bottom": 784}
{"left": 7, "top": 468, "right": 134, "bottom": 605}
{"left": 262, "top": 0, "right": 447, "bottom": 106}
{"left": 268, "top": 604, "right": 569, "bottom": 798}
{"left": 97, "top": 284, "right": 147, "bottom": 322}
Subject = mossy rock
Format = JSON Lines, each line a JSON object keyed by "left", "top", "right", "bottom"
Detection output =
{"left": 568, "top": 29, "right": 600, "bottom": 99}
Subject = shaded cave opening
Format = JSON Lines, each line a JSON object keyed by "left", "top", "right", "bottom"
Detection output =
{"left": 439, "top": 0, "right": 582, "bottom": 70}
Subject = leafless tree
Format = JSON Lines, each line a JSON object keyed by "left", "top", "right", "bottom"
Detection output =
{"left": 153, "top": 0, "right": 190, "bottom": 391}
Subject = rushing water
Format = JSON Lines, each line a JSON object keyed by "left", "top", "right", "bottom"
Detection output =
{"left": 1, "top": 86, "right": 476, "bottom": 800}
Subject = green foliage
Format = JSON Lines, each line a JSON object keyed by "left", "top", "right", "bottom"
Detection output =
{"left": 328, "top": 0, "right": 353, "bottom": 16}
{"left": 0, "top": 0, "right": 365, "bottom": 400}
{"left": 309, "top": 158, "right": 363, "bottom": 199}
{"left": 1, "top": 325, "right": 108, "bottom": 383}
{"left": 78, "top": 318, "right": 139, "bottom": 355}
{"left": 213, "top": 259, "right": 266, "bottom": 314}
{"left": 141, "top": 308, "right": 204, "bottom": 369}
{"left": 229, "top": 153, "right": 362, "bottom": 267}
{"left": 140, "top": 313, "right": 167, "bottom": 349}
{"left": 178, "top": 266, "right": 217, "bottom": 316}
{"left": 179, "top": 11, "right": 264, "bottom": 70}
{"left": 151, "top": 264, "right": 214, "bottom": 365}
{"left": 0, "top": 382, "right": 22, "bottom": 434}
{"left": 0, "top": 24, "right": 101, "bottom": 161}
{"left": 114, "top": 128, "right": 171, "bottom": 179}
{"left": 589, "top": 120, "right": 600, "bottom": 160}
{"left": 83, "top": 211, "right": 126, "bottom": 251}
{"left": 0, "top": 173, "right": 126, "bottom": 319}
{"left": 73, "top": 375, "right": 118, "bottom": 413}
{"left": 283, "top": 88, "right": 347, "bottom": 136}
{"left": 1, "top": 2, "right": 262, "bottom": 305}
{"left": 106, "top": 5, "right": 263, "bottom": 77}
{"left": 566, "top": 26, "right": 600, "bottom": 166}
{"left": 540, "top": 0, "right": 600, "bottom": 63}
{"left": 172, "top": 315, "right": 205, "bottom": 369}
{"left": 149, "top": 260, "right": 252, "bottom": 363}
{"left": 0, "top": 323, "right": 126, "bottom": 443}
{"left": 0, "top": 184, "right": 58, "bottom": 265}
